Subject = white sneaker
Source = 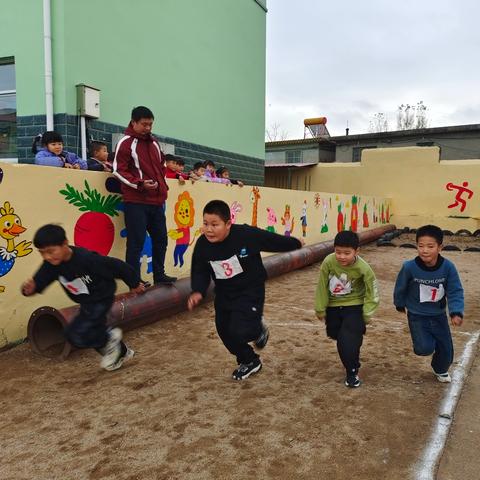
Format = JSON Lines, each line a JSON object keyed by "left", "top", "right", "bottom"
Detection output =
{"left": 104, "top": 347, "right": 135, "bottom": 371}
{"left": 100, "top": 328, "right": 122, "bottom": 370}
{"left": 433, "top": 370, "right": 451, "bottom": 383}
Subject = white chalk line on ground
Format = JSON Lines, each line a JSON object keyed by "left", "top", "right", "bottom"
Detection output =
{"left": 413, "top": 330, "right": 480, "bottom": 480}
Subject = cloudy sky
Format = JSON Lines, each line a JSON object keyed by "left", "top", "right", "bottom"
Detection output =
{"left": 266, "top": 0, "right": 480, "bottom": 139}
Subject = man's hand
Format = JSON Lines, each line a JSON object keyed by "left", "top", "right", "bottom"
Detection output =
{"left": 131, "top": 283, "right": 146, "bottom": 294}
{"left": 143, "top": 179, "right": 158, "bottom": 190}
{"left": 315, "top": 312, "right": 325, "bottom": 322}
{"left": 188, "top": 292, "right": 203, "bottom": 311}
{"left": 451, "top": 315, "right": 463, "bottom": 327}
{"left": 22, "top": 278, "right": 36, "bottom": 296}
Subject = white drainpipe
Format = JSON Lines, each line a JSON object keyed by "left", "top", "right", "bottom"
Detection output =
{"left": 43, "top": 0, "right": 54, "bottom": 130}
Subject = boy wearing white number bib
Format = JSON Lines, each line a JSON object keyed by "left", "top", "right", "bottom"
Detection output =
{"left": 188, "top": 200, "right": 303, "bottom": 380}
{"left": 394, "top": 225, "right": 464, "bottom": 383}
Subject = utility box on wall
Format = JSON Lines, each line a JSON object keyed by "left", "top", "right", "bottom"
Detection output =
{"left": 76, "top": 84, "right": 100, "bottom": 118}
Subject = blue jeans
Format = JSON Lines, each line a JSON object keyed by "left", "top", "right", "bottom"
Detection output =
{"left": 407, "top": 312, "right": 453, "bottom": 374}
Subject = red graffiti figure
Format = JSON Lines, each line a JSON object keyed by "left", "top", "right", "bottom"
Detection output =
{"left": 446, "top": 182, "right": 473, "bottom": 212}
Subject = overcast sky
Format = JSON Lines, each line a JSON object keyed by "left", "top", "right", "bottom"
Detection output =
{"left": 266, "top": 0, "right": 480, "bottom": 139}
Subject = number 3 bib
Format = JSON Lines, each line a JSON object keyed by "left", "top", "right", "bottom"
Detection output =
{"left": 210, "top": 255, "right": 244, "bottom": 279}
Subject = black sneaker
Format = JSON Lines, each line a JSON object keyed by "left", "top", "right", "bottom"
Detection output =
{"left": 154, "top": 274, "right": 177, "bottom": 285}
{"left": 345, "top": 372, "right": 361, "bottom": 388}
{"left": 232, "top": 359, "right": 262, "bottom": 380}
{"left": 254, "top": 319, "right": 269, "bottom": 349}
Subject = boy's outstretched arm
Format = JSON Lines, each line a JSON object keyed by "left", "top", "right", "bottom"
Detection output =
{"left": 363, "top": 267, "right": 379, "bottom": 322}
{"left": 249, "top": 225, "right": 304, "bottom": 252}
{"left": 393, "top": 263, "right": 410, "bottom": 312}
{"left": 189, "top": 243, "right": 211, "bottom": 310}
{"left": 21, "top": 278, "right": 37, "bottom": 296}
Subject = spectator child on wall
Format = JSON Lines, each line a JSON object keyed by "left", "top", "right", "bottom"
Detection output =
{"left": 87, "top": 141, "right": 113, "bottom": 172}
{"left": 33, "top": 131, "right": 87, "bottom": 169}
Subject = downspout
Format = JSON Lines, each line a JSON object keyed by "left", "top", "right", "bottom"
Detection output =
{"left": 43, "top": 0, "right": 54, "bottom": 130}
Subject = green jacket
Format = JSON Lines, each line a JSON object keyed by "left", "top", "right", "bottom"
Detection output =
{"left": 315, "top": 253, "right": 379, "bottom": 322}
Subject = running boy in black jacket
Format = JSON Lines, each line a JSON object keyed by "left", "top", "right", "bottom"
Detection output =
{"left": 22, "top": 224, "right": 145, "bottom": 371}
{"left": 188, "top": 200, "right": 304, "bottom": 380}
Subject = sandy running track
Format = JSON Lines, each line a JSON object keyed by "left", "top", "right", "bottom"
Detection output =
{"left": 1, "top": 243, "right": 479, "bottom": 480}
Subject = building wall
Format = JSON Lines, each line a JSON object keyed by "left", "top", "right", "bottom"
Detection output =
{"left": 309, "top": 146, "right": 480, "bottom": 231}
{"left": 335, "top": 131, "right": 480, "bottom": 163}
{"left": 0, "top": 161, "right": 390, "bottom": 348}
{"left": 1, "top": 0, "right": 266, "bottom": 169}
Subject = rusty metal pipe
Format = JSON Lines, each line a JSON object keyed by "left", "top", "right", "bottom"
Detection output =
{"left": 27, "top": 224, "right": 395, "bottom": 359}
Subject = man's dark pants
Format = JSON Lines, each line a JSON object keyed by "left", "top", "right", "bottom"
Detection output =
{"left": 124, "top": 202, "right": 167, "bottom": 283}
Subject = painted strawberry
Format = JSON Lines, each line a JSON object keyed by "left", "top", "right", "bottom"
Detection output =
{"left": 60, "top": 180, "right": 121, "bottom": 255}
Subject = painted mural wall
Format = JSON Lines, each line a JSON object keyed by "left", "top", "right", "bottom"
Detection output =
{"left": 303, "top": 146, "right": 480, "bottom": 232}
{"left": 0, "top": 162, "right": 391, "bottom": 348}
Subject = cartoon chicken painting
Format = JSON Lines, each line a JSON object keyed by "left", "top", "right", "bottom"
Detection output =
{"left": 0, "top": 201, "right": 32, "bottom": 292}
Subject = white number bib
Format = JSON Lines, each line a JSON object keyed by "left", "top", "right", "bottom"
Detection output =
{"left": 419, "top": 283, "right": 445, "bottom": 303}
{"left": 329, "top": 274, "right": 352, "bottom": 296}
{"left": 59, "top": 275, "right": 89, "bottom": 295}
{"left": 210, "top": 255, "right": 243, "bottom": 280}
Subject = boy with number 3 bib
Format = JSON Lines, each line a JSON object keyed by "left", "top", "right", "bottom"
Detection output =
{"left": 188, "top": 200, "right": 303, "bottom": 380}
{"left": 394, "top": 225, "right": 464, "bottom": 383}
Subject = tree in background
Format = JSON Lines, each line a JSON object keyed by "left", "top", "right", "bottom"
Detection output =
{"left": 368, "top": 112, "right": 389, "bottom": 133}
{"left": 396, "top": 101, "right": 428, "bottom": 130}
{"left": 265, "top": 122, "right": 289, "bottom": 141}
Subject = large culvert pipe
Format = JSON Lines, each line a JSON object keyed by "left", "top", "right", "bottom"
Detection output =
{"left": 27, "top": 224, "right": 395, "bottom": 359}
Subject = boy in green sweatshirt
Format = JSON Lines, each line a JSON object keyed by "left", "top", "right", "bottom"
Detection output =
{"left": 315, "top": 231, "right": 379, "bottom": 387}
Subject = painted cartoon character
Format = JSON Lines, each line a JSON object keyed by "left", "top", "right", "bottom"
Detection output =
{"left": 0, "top": 201, "right": 33, "bottom": 292}
{"left": 266, "top": 207, "right": 277, "bottom": 233}
{"left": 337, "top": 203, "right": 344, "bottom": 232}
{"left": 300, "top": 200, "right": 307, "bottom": 237}
{"left": 362, "top": 203, "right": 369, "bottom": 228}
{"left": 250, "top": 186, "right": 261, "bottom": 227}
{"left": 230, "top": 201, "right": 243, "bottom": 224}
{"left": 350, "top": 195, "right": 358, "bottom": 232}
{"left": 168, "top": 192, "right": 200, "bottom": 267}
{"left": 281, "top": 205, "right": 294, "bottom": 236}
{"left": 321, "top": 198, "right": 329, "bottom": 233}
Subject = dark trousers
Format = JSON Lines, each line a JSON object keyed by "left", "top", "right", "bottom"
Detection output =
{"left": 407, "top": 312, "right": 453, "bottom": 374}
{"left": 325, "top": 305, "right": 366, "bottom": 373}
{"left": 215, "top": 291, "right": 264, "bottom": 365}
{"left": 124, "top": 202, "right": 167, "bottom": 283}
{"left": 64, "top": 298, "right": 113, "bottom": 350}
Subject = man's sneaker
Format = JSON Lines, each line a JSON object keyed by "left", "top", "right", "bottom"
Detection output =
{"left": 433, "top": 370, "right": 452, "bottom": 383}
{"left": 345, "top": 373, "right": 361, "bottom": 388}
{"left": 104, "top": 346, "right": 135, "bottom": 371}
{"left": 232, "top": 359, "right": 262, "bottom": 380}
{"left": 254, "top": 319, "right": 269, "bottom": 349}
{"left": 100, "top": 328, "right": 122, "bottom": 370}
{"left": 154, "top": 274, "right": 177, "bottom": 285}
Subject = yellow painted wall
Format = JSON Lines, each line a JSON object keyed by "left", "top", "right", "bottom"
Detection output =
{"left": 0, "top": 163, "right": 391, "bottom": 348}
{"left": 266, "top": 147, "right": 480, "bottom": 232}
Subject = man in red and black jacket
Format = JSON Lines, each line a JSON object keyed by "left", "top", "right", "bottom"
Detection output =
{"left": 113, "top": 106, "right": 176, "bottom": 285}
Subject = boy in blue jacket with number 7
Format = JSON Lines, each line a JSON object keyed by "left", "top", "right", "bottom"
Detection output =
{"left": 394, "top": 225, "right": 464, "bottom": 383}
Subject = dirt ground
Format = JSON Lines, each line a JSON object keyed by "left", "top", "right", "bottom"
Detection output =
{"left": 1, "top": 240, "right": 480, "bottom": 480}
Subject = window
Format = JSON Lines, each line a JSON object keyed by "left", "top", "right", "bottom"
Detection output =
{"left": 352, "top": 145, "right": 376, "bottom": 163}
{"left": 0, "top": 58, "right": 16, "bottom": 159}
{"left": 286, "top": 149, "right": 302, "bottom": 163}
